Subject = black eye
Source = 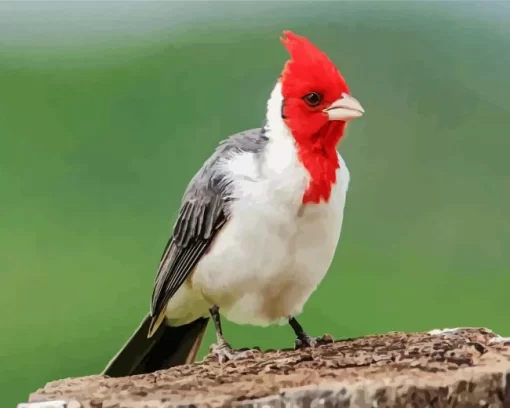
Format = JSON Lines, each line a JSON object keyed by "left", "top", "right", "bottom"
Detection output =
{"left": 303, "top": 92, "right": 322, "bottom": 107}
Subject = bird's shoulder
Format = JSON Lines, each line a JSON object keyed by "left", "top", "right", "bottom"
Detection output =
{"left": 186, "top": 127, "right": 269, "bottom": 191}
{"left": 171, "top": 127, "right": 269, "bottom": 247}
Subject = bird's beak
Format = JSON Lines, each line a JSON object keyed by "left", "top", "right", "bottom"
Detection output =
{"left": 324, "top": 93, "right": 364, "bottom": 121}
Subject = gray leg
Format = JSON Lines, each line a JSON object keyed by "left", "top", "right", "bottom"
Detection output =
{"left": 207, "top": 306, "right": 257, "bottom": 363}
{"left": 289, "top": 317, "right": 334, "bottom": 349}
{"left": 210, "top": 305, "right": 228, "bottom": 345}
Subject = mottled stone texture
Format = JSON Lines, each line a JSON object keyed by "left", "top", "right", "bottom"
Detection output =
{"left": 24, "top": 328, "right": 510, "bottom": 408}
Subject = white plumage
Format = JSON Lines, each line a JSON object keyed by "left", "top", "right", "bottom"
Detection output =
{"left": 164, "top": 82, "right": 350, "bottom": 328}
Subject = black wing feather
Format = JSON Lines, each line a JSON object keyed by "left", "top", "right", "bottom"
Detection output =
{"left": 150, "top": 128, "right": 269, "bottom": 322}
{"left": 151, "top": 201, "right": 227, "bottom": 320}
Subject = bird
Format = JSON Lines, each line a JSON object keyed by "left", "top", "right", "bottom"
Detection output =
{"left": 102, "top": 30, "right": 364, "bottom": 377}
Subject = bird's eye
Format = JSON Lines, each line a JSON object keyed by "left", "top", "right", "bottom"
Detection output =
{"left": 303, "top": 92, "right": 322, "bottom": 107}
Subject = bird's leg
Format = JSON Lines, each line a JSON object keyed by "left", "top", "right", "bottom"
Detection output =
{"left": 207, "top": 305, "right": 256, "bottom": 363}
{"left": 289, "top": 317, "right": 334, "bottom": 349}
{"left": 209, "top": 305, "right": 231, "bottom": 350}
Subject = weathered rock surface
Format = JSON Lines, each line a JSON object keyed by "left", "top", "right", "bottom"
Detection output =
{"left": 22, "top": 328, "right": 510, "bottom": 408}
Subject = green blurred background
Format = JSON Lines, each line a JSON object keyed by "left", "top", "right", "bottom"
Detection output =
{"left": 1, "top": 1, "right": 509, "bottom": 405}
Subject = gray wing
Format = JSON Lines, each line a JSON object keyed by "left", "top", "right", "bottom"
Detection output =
{"left": 150, "top": 127, "right": 269, "bottom": 326}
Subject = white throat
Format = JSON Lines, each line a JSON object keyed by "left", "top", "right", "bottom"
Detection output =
{"left": 264, "top": 82, "right": 292, "bottom": 142}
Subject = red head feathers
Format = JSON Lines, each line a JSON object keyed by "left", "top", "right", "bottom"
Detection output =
{"left": 278, "top": 30, "right": 364, "bottom": 204}
{"left": 280, "top": 30, "right": 350, "bottom": 104}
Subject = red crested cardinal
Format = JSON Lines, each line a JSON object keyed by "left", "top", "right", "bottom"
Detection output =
{"left": 103, "top": 30, "right": 364, "bottom": 377}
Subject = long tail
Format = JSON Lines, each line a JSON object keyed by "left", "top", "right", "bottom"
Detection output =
{"left": 102, "top": 314, "right": 209, "bottom": 377}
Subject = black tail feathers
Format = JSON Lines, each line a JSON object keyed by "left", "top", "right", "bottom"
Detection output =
{"left": 102, "top": 315, "right": 209, "bottom": 378}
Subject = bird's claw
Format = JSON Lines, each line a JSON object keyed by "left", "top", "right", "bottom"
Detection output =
{"left": 294, "top": 333, "right": 334, "bottom": 349}
{"left": 208, "top": 341, "right": 258, "bottom": 363}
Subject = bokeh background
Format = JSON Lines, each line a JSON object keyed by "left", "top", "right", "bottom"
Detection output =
{"left": 1, "top": 1, "right": 509, "bottom": 405}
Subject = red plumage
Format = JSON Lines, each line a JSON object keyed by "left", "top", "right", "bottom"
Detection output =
{"left": 279, "top": 31, "right": 352, "bottom": 204}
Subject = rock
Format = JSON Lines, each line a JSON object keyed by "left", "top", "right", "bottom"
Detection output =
{"left": 22, "top": 327, "right": 510, "bottom": 408}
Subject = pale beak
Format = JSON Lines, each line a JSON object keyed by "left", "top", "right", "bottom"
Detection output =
{"left": 323, "top": 93, "right": 364, "bottom": 121}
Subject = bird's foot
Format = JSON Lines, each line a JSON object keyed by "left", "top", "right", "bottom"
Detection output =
{"left": 208, "top": 341, "right": 258, "bottom": 364}
{"left": 294, "top": 333, "right": 334, "bottom": 349}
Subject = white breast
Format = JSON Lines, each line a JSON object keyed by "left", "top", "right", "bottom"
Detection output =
{"left": 165, "top": 81, "right": 350, "bottom": 327}
{"left": 190, "top": 137, "right": 350, "bottom": 327}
